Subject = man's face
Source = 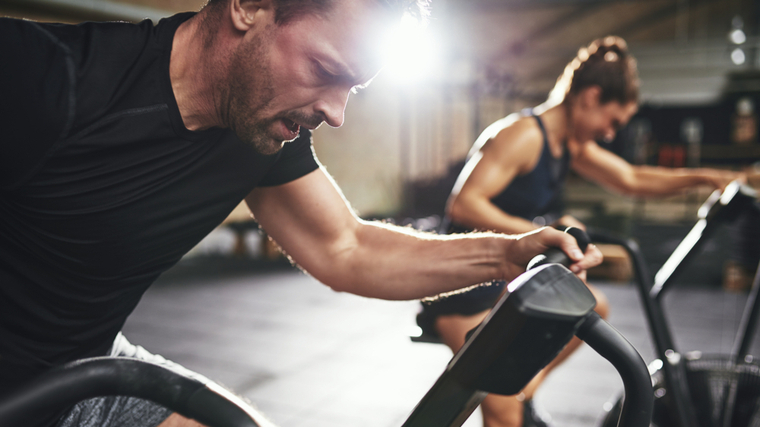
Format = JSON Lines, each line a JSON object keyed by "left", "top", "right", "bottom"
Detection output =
{"left": 224, "top": 0, "right": 387, "bottom": 154}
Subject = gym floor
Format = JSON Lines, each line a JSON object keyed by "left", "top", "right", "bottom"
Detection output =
{"left": 122, "top": 258, "right": 760, "bottom": 427}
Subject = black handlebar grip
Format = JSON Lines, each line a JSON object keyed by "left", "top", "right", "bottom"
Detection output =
{"left": 527, "top": 226, "right": 590, "bottom": 271}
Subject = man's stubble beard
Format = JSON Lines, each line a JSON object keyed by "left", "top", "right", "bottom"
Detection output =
{"left": 223, "top": 31, "right": 286, "bottom": 156}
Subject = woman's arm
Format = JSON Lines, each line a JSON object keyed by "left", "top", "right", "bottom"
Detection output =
{"left": 572, "top": 141, "right": 744, "bottom": 197}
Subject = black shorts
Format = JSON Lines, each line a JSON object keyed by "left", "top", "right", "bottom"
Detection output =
{"left": 416, "top": 280, "right": 507, "bottom": 339}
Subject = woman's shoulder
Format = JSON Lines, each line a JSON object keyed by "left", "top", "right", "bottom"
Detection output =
{"left": 469, "top": 115, "right": 546, "bottom": 176}
{"left": 471, "top": 111, "right": 538, "bottom": 146}
{"left": 486, "top": 114, "right": 544, "bottom": 153}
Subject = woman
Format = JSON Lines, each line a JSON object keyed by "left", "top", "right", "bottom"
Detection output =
{"left": 420, "top": 36, "right": 742, "bottom": 427}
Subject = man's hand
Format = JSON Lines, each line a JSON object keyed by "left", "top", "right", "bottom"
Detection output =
{"left": 500, "top": 226, "right": 603, "bottom": 282}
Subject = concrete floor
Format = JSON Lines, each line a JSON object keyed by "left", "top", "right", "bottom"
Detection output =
{"left": 121, "top": 258, "right": 760, "bottom": 427}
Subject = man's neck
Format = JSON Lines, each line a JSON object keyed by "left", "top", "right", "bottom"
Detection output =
{"left": 170, "top": 15, "right": 225, "bottom": 131}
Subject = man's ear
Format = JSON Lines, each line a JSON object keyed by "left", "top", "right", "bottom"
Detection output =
{"left": 230, "top": 0, "right": 275, "bottom": 32}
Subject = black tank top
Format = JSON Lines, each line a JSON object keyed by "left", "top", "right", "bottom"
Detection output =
{"left": 445, "top": 110, "right": 570, "bottom": 234}
{"left": 489, "top": 111, "right": 570, "bottom": 223}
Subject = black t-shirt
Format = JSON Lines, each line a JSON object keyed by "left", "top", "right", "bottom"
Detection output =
{"left": 0, "top": 13, "right": 319, "bottom": 395}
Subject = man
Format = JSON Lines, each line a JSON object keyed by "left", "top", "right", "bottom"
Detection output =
{"left": 0, "top": 1, "right": 602, "bottom": 426}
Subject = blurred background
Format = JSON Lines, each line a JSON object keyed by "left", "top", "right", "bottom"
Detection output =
{"left": 3, "top": 0, "right": 758, "bottom": 285}
{"left": 6, "top": 0, "right": 758, "bottom": 283}
{"left": 3, "top": 1, "right": 760, "bottom": 426}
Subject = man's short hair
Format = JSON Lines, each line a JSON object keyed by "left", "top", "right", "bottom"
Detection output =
{"left": 204, "top": 0, "right": 429, "bottom": 25}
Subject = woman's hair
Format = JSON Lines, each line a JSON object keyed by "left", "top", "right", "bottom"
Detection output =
{"left": 547, "top": 36, "right": 639, "bottom": 106}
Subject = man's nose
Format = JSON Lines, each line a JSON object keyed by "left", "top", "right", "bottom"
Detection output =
{"left": 315, "top": 87, "right": 351, "bottom": 128}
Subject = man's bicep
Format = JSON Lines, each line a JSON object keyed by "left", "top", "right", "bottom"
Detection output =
{"left": 245, "top": 168, "right": 360, "bottom": 267}
{"left": 0, "top": 18, "right": 72, "bottom": 188}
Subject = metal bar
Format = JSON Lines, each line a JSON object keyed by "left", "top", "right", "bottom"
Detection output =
{"left": 400, "top": 373, "right": 486, "bottom": 427}
{"left": 732, "top": 260, "right": 760, "bottom": 361}
{"left": 586, "top": 230, "right": 698, "bottom": 427}
{"left": 576, "top": 312, "right": 653, "bottom": 427}
{"left": 651, "top": 183, "right": 757, "bottom": 300}
{"left": 722, "top": 261, "right": 760, "bottom": 426}
{"left": 587, "top": 231, "right": 678, "bottom": 356}
{"left": 649, "top": 218, "right": 708, "bottom": 299}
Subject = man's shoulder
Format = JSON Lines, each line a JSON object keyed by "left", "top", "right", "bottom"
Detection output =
{"left": 10, "top": 14, "right": 196, "bottom": 65}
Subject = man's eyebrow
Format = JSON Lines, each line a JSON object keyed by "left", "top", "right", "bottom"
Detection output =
{"left": 314, "top": 51, "right": 376, "bottom": 87}
{"left": 315, "top": 55, "right": 359, "bottom": 81}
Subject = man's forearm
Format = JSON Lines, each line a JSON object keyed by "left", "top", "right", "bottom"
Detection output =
{"left": 311, "top": 220, "right": 603, "bottom": 301}
{"left": 318, "top": 220, "right": 515, "bottom": 300}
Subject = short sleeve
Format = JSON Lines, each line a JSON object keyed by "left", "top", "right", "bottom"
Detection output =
{"left": 0, "top": 19, "right": 73, "bottom": 189}
{"left": 258, "top": 128, "right": 320, "bottom": 187}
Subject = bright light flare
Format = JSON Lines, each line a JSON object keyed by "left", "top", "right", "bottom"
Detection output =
{"left": 730, "top": 29, "right": 747, "bottom": 45}
{"left": 732, "top": 48, "right": 746, "bottom": 65}
{"left": 379, "top": 13, "right": 441, "bottom": 84}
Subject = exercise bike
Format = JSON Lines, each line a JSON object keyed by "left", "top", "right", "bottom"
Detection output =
{"left": 593, "top": 180, "right": 760, "bottom": 427}
{"left": 0, "top": 230, "right": 653, "bottom": 427}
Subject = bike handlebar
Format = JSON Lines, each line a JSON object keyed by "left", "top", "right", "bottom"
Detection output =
{"left": 577, "top": 313, "right": 653, "bottom": 427}
{"left": 404, "top": 226, "right": 652, "bottom": 427}
{"left": 527, "top": 226, "right": 590, "bottom": 270}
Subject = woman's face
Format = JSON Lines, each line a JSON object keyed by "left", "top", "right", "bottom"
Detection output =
{"left": 572, "top": 88, "right": 638, "bottom": 143}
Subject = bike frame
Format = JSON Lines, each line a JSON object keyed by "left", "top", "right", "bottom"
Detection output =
{"left": 589, "top": 181, "right": 760, "bottom": 427}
